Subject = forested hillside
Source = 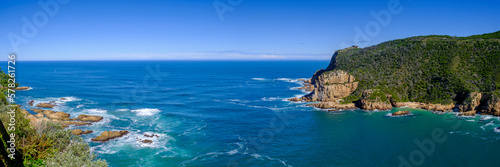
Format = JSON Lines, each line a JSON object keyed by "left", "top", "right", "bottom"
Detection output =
{"left": 330, "top": 31, "right": 500, "bottom": 104}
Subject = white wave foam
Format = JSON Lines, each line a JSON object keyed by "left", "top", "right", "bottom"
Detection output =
{"left": 76, "top": 104, "right": 84, "bottom": 108}
{"left": 117, "top": 109, "right": 130, "bottom": 112}
{"left": 261, "top": 97, "right": 278, "bottom": 101}
{"left": 385, "top": 112, "right": 413, "bottom": 117}
{"left": 84, "top": 108, "right": 107, "bottom": 114}
{"left": 251, "top": 153, "right": 292, "bottom": 167}
{"left": 480, "top": 121, "right": 495, "bottom": 130}
{"left": 131, "top": 108, "right": 161, "bottom": 116}
{"left": 480, "top": 115, "right": 493, "bottom": 121}
{"left": 251, "top": 78, "right": 267, "bottom": 81}
{"left": 275, "top": 78, "right": 297, "bottom": 82}
{"left": 494, "top": 128, "right": 500, "bottom": 133}
{"left": 60, "top": 96, "right": 82, "bottom": 102}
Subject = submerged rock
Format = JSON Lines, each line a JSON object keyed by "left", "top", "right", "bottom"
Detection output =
{"left": 28, "top": 100, "right": 34, "bottom": 106}
{"left": 91, "top": 131, "right": 129, "bottom": 142}
{"left": 458, "top": 110, "right": 476, "bottom": 116}
{"left": 307, "top": 102, "right": 356, "bottom": 110}
{"left": 391, "top": 111, "right": 411, "bottom": 116}
{"left": 36, "top": 103, "right": 56, "bottom": 108}
{"left": 14, "top": 86, "right": 31, "bottom": 90}
{"left": 144, "top": 134, "right": 160, "bottom": 138}
{"left": 308, "top": 70, "right": 359, "bottom": 102}
{"left": 141, "top": 139, "right": 153, "bottom": 144}
{"left": 72, "top": 129, "right": 93, "bottom": 135}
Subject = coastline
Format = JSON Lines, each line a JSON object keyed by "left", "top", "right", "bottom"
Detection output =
{"left": 289, "top": 78, "right": 499, "bottom": 118}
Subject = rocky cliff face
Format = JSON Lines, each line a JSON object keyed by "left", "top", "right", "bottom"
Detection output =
{"left": 291, "top": 43, "right": 499, "bottom": 115}
{"left": 358, "top": 89, "right": 393, "bottom": 110}
{"left": 482, "top": 92, "right": 500, "bottom": 116}
{"left": 307, "top": 70, "right": 359, "bottom": 102}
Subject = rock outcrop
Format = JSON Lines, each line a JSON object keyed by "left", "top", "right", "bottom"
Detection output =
{"left": 144, "top": 134, "right": 160, "bottom": 138}
{"left": 91, "top": 131, "right": 129, "bottom": 142}
{"left": 391, "top": 111, "right": 411, "bottom": 116}
{"left": 306, "top": 101, "right": 356, "bottom": 111}
{"left": 31, "top": 109, "right": 44, "bottom": 113}
{"left": 293, "top": 43, "right": 500, "bottom": 116}
{"left": 456, "top": 92, "right": 482, "bottom": 112}
{"left": 458, "top": 110, "right": 476, "bottom": 116}
{"left": 14, "top": 86, "right": 31, "bottom": 90}
{"left": 482, "top": 92, "right": 500, "bottom": 116}
{"left": 43, "top": 110, "right": 71, "bottom": 121}
{"left": 138, "top": 139, "right": 153, "bottom": 144}
{"left": 72, "top": 129, "right": 93, "bottom": 135}
{"left": 308, "top": 70, "right": 358, "bottom": 102}
{"left": 391, "top": 102, "right": 454, "bottom": 112}
{"left": 36, "top": 102, "right": 56, "bottom": 108}
{"left": 77, "top": 114, "right": 103, "bottom": 122}
{"left": 358, "top": 90, "right": 392, "bottom": 110}
{"left": 24, "top": 107, "right": 104, "bottom": 128}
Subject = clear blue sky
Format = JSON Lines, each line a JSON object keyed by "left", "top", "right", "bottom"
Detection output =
{"left": 1, "top": 0, "right": 499, "bottom": 61}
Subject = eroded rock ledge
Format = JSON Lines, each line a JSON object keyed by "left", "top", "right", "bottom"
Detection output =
{"left": 289, "top": 63, "right": 500, "bottom": 116}
{"left": 289, "top": 70, "right": 358, "bottom": 102}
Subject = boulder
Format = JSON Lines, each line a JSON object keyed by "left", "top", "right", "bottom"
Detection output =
{"left": 458, "top": 110, "right": 476, "bottom": 116}
{"left": 141, "top": 139, "right": 153, "bottom": 144}
{"left": 144, "top": 134, "right": 160, "bottom": 138}
{"left": 359, "top": 90, "right": 392, "bottom": 110}
{"left": 35, "top": 113, "right": 44, "bottom": 119}
{"left": 77, "top": 114, "right": 103, "bottom": 122}
{"left": 391, "top": 111, "right": 411, "bottom": 116}
{"left": 60, "top": 98, "right": 67, "bottom": 100}
{"left": 72, "top": 129, "right": 83, "bottom": 135}
{"left": 14, "top": 87, "right": 31, "bottom": 90}
{"left": 288, "top": 97, "right": 307, "bottom": 102}
{"left": 59, "top": 121, "right": 92, "bottom": 126}
{"left": 36, "top": 103, "right": 56, "bottom": 108}
{"left": 306, "top": 102, "right": 356, "bottom": 110}
{"left": 91, "top": 131, "right": 129, "bottom": 142}
{"left": 31, "top": 109, "right": 43, "bottom": 113}
{"left": 28, "top": 100, "right": 34, "bottom": 106}
{"left": 46, "top": 111, "right": 71, "bottom": 121}
{"left": 72, "top": 129, "right": 93, "bottom": 135}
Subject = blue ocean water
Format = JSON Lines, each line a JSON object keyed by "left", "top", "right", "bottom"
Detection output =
{"left": 3, "top": 61, "right": 500, "bottom": 167}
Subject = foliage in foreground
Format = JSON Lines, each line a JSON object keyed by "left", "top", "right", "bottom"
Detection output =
{"left": 0, "top": 67, "right": 107, "bottom": 166}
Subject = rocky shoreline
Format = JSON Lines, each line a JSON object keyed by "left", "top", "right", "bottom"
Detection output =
{"left": 21, "top": 87, "right": 161, "bottom": 144}
{"left": 25, "top": 98, "right": 134, "bottom": 143}
{"left": 289, "top": 68, "right": 500, "bottom": 117}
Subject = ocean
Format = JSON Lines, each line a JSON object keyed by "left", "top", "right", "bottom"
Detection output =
{"left": 3, "top": 61, "right": 500, "bottom": 167}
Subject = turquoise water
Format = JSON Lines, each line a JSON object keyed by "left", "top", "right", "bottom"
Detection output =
{"left": 4, "top": 61, "right": 500, "bottom": 167}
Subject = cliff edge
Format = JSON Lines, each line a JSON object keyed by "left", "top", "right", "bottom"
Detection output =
{"left": 291, "top": 31, "right": 500, "bottom": 115}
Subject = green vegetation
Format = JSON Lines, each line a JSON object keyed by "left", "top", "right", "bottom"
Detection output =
{"left": 0, "top": 68, "right": 107, "bottom": 166}
{"left": 333, "top": 31, "right": 500, "bottom": 104}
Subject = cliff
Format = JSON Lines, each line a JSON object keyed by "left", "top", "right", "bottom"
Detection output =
{"left": 292, "top": 31, "right": 500, "bottom": 115}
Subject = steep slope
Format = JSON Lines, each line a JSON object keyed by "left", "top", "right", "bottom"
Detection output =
{"left": 294, "top": 31, "right": 500, "bottom": 114}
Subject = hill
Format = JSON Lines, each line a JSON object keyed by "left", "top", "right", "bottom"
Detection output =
{"left": 292, "top": 31, "right": 500, "bottom": 115}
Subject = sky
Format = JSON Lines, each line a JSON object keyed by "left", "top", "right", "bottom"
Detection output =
{"left": 0, "top": 0, "right": 499, "bottom": 61}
